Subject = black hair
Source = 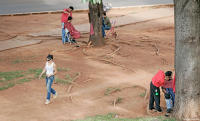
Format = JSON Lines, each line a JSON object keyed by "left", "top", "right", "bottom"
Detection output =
{"left": 68, "top": 16, "right": 72, "bottom": 20}
{"left": 103, "top": 12, "right": 106, "bottom": 16}
{"left": 69, "top": 6, "right": 74, "bottom": 11}
{"left": 165, "top": 71, "right": 172, "bottom": 76}
{"left": 47, "top": 54, "right": 53, "bottom": 60}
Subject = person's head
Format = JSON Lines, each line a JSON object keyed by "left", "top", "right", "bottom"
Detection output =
{"left": 46, "top": 54, "right": 53, "bottom": 62}
{"left": 68, "top": 16, "right": 72, "bottom": 22}
{"left": 165, "top": 71, "right": 172, "bottom": 81}
{"left": 103, "top": 12, "right": 107, "bottom": 17}
{"left": 69, "top": 6, "right": 74, "bottom": 12}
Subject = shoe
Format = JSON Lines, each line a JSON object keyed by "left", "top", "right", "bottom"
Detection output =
{"left": 45, "top": 100, "right": 50, "bottom": 105}
{"left": 149, "top": 107, "right": 155, "bottom": 110}
{"left": 165, "top": 113, "right": 170, "bottom": 117}
{"left": 72, "top": 39, "right": 77, "bottom": 43}
{"left": 53, "top": 92, "right": 57, "bottom": 99}
{"left": 156, "top": 109, "right": 162, "bottom": 112}
{"left": 167, "top": 109, "right": 172, "bottom": 113}
{"left": 74, "top": 45, "right": 80, "bottom": 48}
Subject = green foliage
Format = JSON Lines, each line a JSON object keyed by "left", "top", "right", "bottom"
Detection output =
{"left": 104, "top": 87, "right": 121, "bottom": 95}
{"left": 82, "top": 0, "right": 102, "bottom": 4}
{"left": 74, "top": 113, "right": 177, "bottom": 121}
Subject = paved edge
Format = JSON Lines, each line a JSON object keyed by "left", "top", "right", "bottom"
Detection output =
{"left": 0, "top": 40, "right": 42, "bottom": 52}
{"left": 0, "top": 4, "right": 174, "bottom": 16}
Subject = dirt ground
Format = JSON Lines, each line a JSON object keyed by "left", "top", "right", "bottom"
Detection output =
{"left": 0, "top": 8, "right": 174, "bottom": 121}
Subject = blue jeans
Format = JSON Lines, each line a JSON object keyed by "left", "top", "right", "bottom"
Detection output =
{"left": 62, "top": 22, "right": 66, "bottom": 44}
{"left": 46, "top": 76, "right": 56, "bottom": 100}
{"left": 166, "top": 88, "right": 175, "bottom": 107}
{"left": 165, "top": 98, "right": 172, "bottom": 109}
{"left": 102, "top": 25, "right": 111, "bottom": 37}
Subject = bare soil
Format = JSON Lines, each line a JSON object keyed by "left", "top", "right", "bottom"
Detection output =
{"left": 0, "top": 8, "right": 174, "bottom": 121}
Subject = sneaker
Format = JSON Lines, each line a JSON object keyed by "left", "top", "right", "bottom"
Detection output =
{"left": 53, "top": 92, "right": 57, "bottom": 99}
{"left": 149, "top": 107, "right": 155, "bottom": 110}
{"left": 156, "top": 108, "right": 162, "bottom": 112}
{"left": 165, "top": 113, "right": 170, "bottom": 117}
{"left": 167, "top": 109, "right": 172, "bottom": 113}
{"left": 45, "top": 100, "right": 50, "bottom": 105}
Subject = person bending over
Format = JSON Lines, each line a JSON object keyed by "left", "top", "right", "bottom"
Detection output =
{"left": 61, "top": 6, "right": 74, "bottom": 44}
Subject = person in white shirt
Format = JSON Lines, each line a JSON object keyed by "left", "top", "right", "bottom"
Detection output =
{"left": 39, "top": 54, "right": 57, "bottom": 104}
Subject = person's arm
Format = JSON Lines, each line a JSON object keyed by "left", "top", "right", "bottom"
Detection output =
{"left": 161, "top": 87, "right": 166, "bottom": 94}
{"left": 64, "top": 9, "right": 70, "bottom": 13}
{"left": 53, "top": 64, "right": 57, "bottom": 76}
{"left": 39, "top": 67, "right": 46, "bottom": 79}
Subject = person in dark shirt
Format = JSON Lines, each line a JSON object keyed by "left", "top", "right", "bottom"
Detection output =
{"left": 102, "top": 12, "right": 111, "bottom": 37}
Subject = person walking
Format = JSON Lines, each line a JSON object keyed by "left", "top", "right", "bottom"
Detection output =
{"left": 39, "top": 54, "right": 57, "bottom": 104}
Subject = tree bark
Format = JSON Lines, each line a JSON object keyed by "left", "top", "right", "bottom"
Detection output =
{"left": 88, "top": 0, "right": 105, "bottom": 46}
{"left": 174, "top": 0, "right": 200, "bottom": 120}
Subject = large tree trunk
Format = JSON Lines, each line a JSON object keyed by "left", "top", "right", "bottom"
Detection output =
{"left": 174, "top": 0, "right": 200, "bottom": 120}
{"left": 88, "top": 0, "right": 105, "bottom": 46}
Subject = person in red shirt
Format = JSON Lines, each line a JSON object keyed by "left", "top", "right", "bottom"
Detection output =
{"left": 149, "top": 70, "right": 171, "bottom": 112}
{"left": 61, "top": 6, "right": 74, "bottom": 44}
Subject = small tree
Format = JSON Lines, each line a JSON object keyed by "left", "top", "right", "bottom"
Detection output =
{"left": 83, "top": 0, "right": 105, "bottom": 46}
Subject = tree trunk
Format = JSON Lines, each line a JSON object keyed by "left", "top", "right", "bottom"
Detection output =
{"left": 174, "top": 0, "right": 200, "bottom": 120}
{"left": 88, "top": 0, "right": 105, "bottom": 46}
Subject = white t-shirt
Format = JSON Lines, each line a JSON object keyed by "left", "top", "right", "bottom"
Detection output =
{"left": 45, "top": 62, "right": 54, "bottom": 75}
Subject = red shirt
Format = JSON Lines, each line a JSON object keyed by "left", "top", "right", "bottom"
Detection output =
{"left": 61, "top": 9, "right": 72, "bottom": 23}
{"left": 163, "top": 79, "right": 173, "bottom": 88}
{"left": 64, "top": 22, "right": 80, "bottom": 39}
{"left": 152, "top": 70, "right": 165, "bottom": 87}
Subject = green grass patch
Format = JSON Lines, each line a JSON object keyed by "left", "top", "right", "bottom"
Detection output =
{"left": 12, "top": 59, "right": 33, "bottom": 64}
{"left": 27, "top": 68, "right": 43, "bottom": 78}
{"left": 56, "top": 72, "right": 80, "bottom": 85}
{"left": 17, "top": 78, "right": 32, "bottom": 84}
{"left": 0, "top": 71, "right": 24, "bottom": 82}
{"left": 139, "top": 91, "right": 146, "bottom": 97}
{"left": 104, "top": 87, "right": 121, "bottom": 95}
{"left": 112, "top": 97, "right": 123, "bottom": 105}
{"left": 55, "top": 78, "right": 73, "bottom": 85}
{"left": 0, "top": 68, "right": 78, "bottom": 90}
{"left": 56, "top": 74, "right": 73, "bottom": 84}
{"left": 0, "top": 68, "right": 44, "bottom": 91}
{"left": 0, "top": 83, "right": 15, "bottom": 91}
{"left": 58, "top": 67, "right": 70, "bottom": 72}
{"left": 74, "top": 113, "right": 176, "bottom": 121}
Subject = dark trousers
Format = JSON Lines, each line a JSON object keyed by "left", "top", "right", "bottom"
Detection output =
{"left": 149, "top": 82, "right": 161, "bottom": 111}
